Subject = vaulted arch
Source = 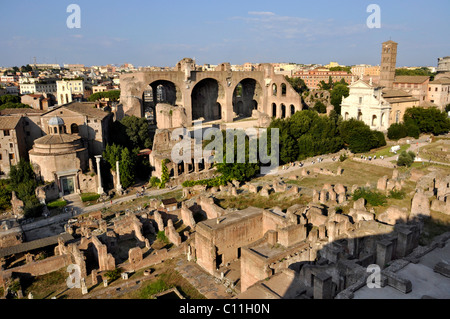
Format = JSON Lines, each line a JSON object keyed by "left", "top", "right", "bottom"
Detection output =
{"left": 191, "top": 78, "right": 223, "bottom": 121}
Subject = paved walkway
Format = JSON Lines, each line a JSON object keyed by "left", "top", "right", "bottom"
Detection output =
{"left": 21, "top": 186, "right": 182, "bottom": 233}
{"left": 175, "top": 258, "right": 232, "bottom": 299}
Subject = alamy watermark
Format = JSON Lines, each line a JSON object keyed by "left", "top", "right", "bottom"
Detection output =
{"left": 66, "top": 4, "right": 81, "bottom": 29}
{"left": 366, "top": 264, "right": 382, "bottom": 289}
{"left": 170, "top": 122, "right": 279, "bottom": 175}
{"left": 366, "top": 4, "right": 381, "bottom": 29}
{"left": 66, "top": 264, "right": 81, "bottom": 289}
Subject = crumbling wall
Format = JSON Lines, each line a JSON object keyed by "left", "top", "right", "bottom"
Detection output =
{"left": 91, "top": 235, "right": 115, "bottom": 272}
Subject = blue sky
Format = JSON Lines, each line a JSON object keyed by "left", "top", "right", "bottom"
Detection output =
{"left": 0, "top": 0, "right": 449, "bottom": 68}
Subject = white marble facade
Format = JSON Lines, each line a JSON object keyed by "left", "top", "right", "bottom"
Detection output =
{"left": 341, "top": 79, "right": 391, "bottom": 132}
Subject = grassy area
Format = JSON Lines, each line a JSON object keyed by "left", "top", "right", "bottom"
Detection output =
{"left": 129, "top": 266, "right": 206, "bottom": 300}
{"left": 22, "top": 268, "right": 69, "bottom": 299}
{"left": 138, "top": 279, "right": 170, "bottom": 299}
{"left": 216, "top": 191, "right": 309, "bottom": 211}
{"left": 47, "top": 199, "right": 67, "bottom": 209}
{"left": 419, "top": 138, "right": 450, "bottom": 163}
{"left": 363, "top": 144, "right": 411, "bottom": 158}
{"left": 272, "top": 160, "right": 395, "bottom": 191}
{"left": 81, "top": 193, "right": 100, "bottom": 203}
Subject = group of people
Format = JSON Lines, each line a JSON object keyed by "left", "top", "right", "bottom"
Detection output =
{"left": 360, "top": 155, "right": 384, "bottom": 161}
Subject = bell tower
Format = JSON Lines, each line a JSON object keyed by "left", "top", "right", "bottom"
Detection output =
{"left": 380, "top": 40, "right": 398, "bottom": 89}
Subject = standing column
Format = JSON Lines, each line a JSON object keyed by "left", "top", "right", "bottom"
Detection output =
{"left": 194, "top": 162, "right": 199, "bottom": 173}
{"left": 116, "top": 160, "right": 123, "bottom": 192}
{"left": 95, "top": 155, "right": 104, "bottom": 195}
{"left": 184, "top": 161, "right": 189, "bottom": 174}
{"left": 174, "top": 163, "right": 179, "bottom": 178}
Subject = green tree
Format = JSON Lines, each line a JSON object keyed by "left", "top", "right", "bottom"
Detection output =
{"left": 119, "top": 148, "right": 136, "bottom": 189}
{"left": 112, "top": 116, "right": 152, "bottom": 150}
{"left": 103, "top": 144, "right": 124, "bottom": 171}
{"left": 330, "top": 83, "right": 349, "bottom": 115}
{"left": 445, "top": 104, "right": 450, "bottom": 113}
{"left": 313, "top": 101, "right": 327, "bottom": 114}
{"left": 284, "top": 76, "right": 308, "bottom": 94}
{"left": 387, "top": 123, "right": 408, "bottom": 140}
{"left": 9, "top": 161, "right": 43, "bottom": 218}
{"left": 215, "top": 131, "right": 260, "bottom": 182}
{"left": 329, "top": 66, "right": 352, "bottom": 73}
{"left": 397, "top": 151, "right": 416, "bottom": 167}
{"left": 0, "top": 180, "right": 12, "bottom": 212}
{"left": 338, "top": 119, "right": 368, "bottom": 145}
{"left": 0, "top": 95, "right": 21, "bottom": 105}
{"left": 88, "top": 90, "right": 121, "bottom": 102}
{"left": 403, "top": 107, "right": 450, "bottom": 136}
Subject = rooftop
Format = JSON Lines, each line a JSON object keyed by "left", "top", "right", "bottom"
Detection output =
{"left": 33, "top": 134, "right": 81, "bottom": 145}
{"left": 0, "top": 233, "right": 74, "bottom": 258}
{"left": 0, "top": 108, "right": 45, "bottom": 116}
{"left": 382, "top": 88, "right": 414, "bottom": 98}
{"left": 394, "top": 76, "right": 430, "bottom": 84}
{"left": 0, "top": 116, "right": 22, "bottom": 130}
{"left": 43, "top": 102, "right": 110, "bottom": 120}
{"left": 200, "top": 207, "right": 264, "bottom": 230}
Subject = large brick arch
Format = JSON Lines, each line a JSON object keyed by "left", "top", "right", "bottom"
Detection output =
{"left": 119, "top": 61, "right": 303, "bottom": 124}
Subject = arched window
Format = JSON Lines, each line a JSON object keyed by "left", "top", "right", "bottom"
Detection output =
{"left": 281, "top": 83, "right": 287, "bottom": 96}
{"left": 272, "top": 103, "right": 277, "bottom": 117}
{"left": 345, "top": 112, "right": 349, "bottom": 120}
{"left": 372, "top": 115, "right": 378, "bottom": 126}
{"left": 281, "top": 104, "right": 286, "bottom": 119}
{"left": 53, "top": 127, "right": 57, "bottom": 134}
{"left": 290, "top": 105, "right": 295, "bottom": 116}
{"left": 272, "top": 84, "right": 277, "bottom": 96}
{"left": 71, "top": 123, "right": 79, "bottom": 134}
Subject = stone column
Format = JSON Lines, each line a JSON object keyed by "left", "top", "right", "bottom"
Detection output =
{"left": 174, "top": 163, "right": 179, "bottom": 178}
{"left": 116, "top": 161, "right": 123, "bottom": 192}
{"left": 184, "top": 161, "right": 189, "bottom": 174}
{"left": 194, "top": 162, "right": 199, "bottom": 173}
{"left": 95, "top": 155, "right": 104, "bottom": 195}
{"left": 313, "top": 272, "right": 333, "bottom": 299}
{"left": 376, "top": 240, "right": 394, "bottom": 269}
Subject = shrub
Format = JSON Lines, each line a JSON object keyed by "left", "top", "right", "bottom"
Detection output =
{"left": 104, "top": 268, "right": 122, "bottom": 282}
{"left": 352, "top": 188, "right": 387, "bottom": 206}
{"left": 397, "top": 151, "right": 416, "bottom": 167}
{"left": 156, "top": 231, "right": 169, "bottom": 244}
{"left": 339, "top": 154, "right": 348, "bottom": 162}
{"left": 389, "top": 190, "right": 406, "bottom": 200}
{"left": 405, "top": 121, "right": 420, "bottom": 139}
{"left": 372, "top": 131, "right": 387, "bottom": 148}
{"left": 149, "top": 177, "right": 161, "bottom": 188}
{"left": 47, "top": 199, "right": 68, "bottom": 209}
{"left": 139, "top": 279, "right": 171, "bottom": 299}
{"left": 81, "top": 193, "right": 100, "bottom": 202}
{"left": 387, "top": 123, "right": 407, "bottom": 140}
{"left": 182, "top": 176, "right": 229, "bottom": 188}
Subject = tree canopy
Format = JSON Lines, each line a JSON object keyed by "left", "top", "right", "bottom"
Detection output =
{"left": 9, "top": 161, "right": 43, "bottom": 218}
{"left": 330, "top": 83, "right": 349, "bottom": 115}
{"left": 88, "top": 90, "right": 120, "bottom": 102}
{"left": 269, "top": 112, "right": 386, "bottom": 164}
{"left": 0, "top": 95, "right": 31, "bottom": 110}
{"left": 403, "top": 107, "right": 450, "bottom": 136}
{"left": 285, "top": 76, "right": 308, "bottom": 95}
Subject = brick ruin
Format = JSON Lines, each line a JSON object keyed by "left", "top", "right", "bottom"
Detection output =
{"left": 178, "top": 167, "right": 450, "bottom": 299}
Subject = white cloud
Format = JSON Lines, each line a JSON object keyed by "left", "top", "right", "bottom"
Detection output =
{"left": 248, "top": 11, "right": 276, "bottom": 16}
{"left": 231, "top": 12, "right": 369, "bottom": 41}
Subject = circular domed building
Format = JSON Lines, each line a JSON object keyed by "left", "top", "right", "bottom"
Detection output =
{"left": 29, "top": 117, "right": 89, "bottom": 196}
